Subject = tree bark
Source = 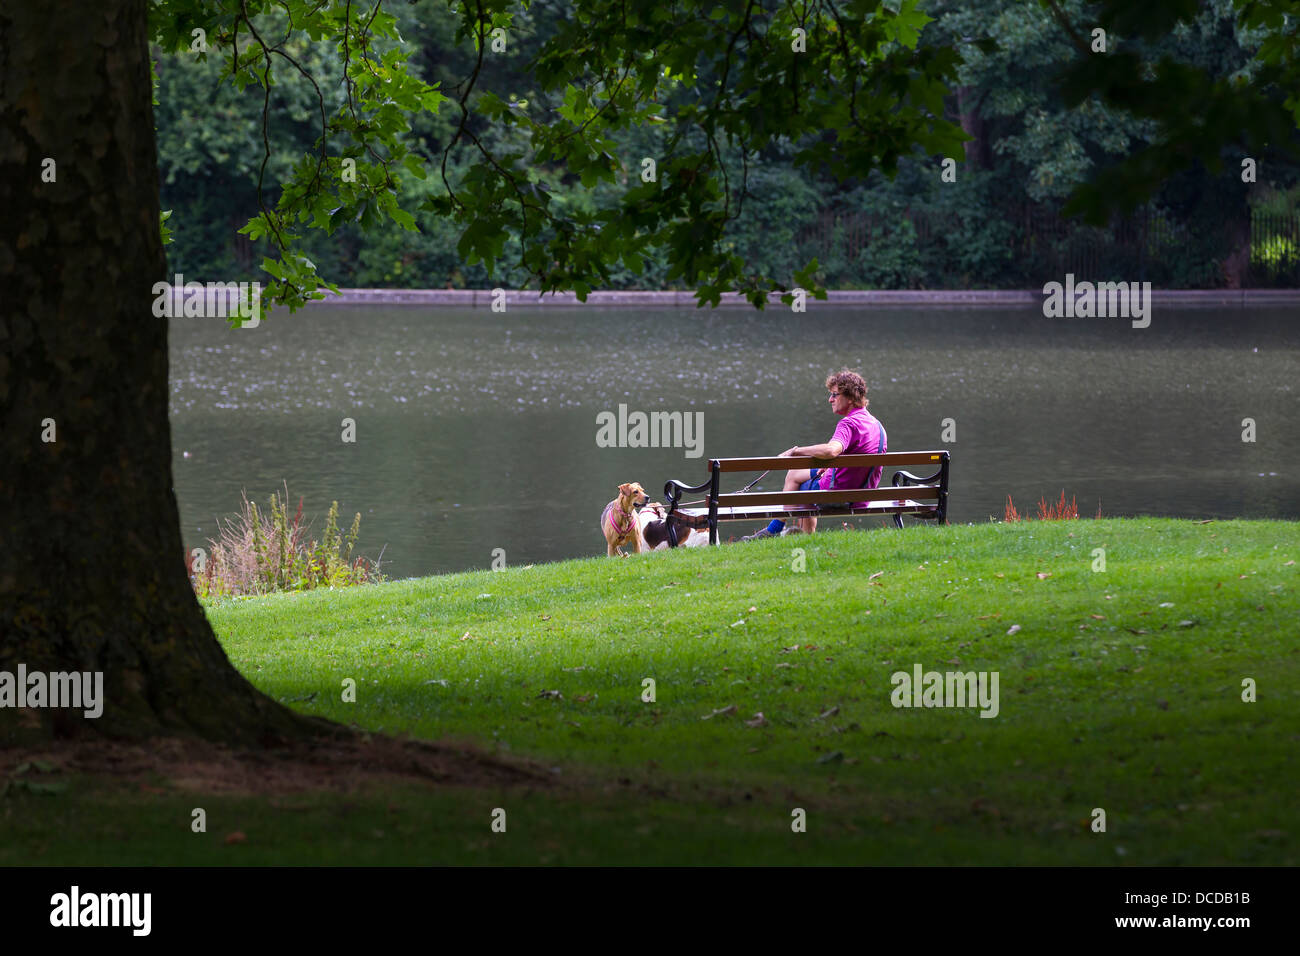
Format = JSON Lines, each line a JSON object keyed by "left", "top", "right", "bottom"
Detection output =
{"left": 956, "top": 85, "right": 986, "bottom": 170}
{"left": 0, "top": 0, "right": 319, "bottom": 746}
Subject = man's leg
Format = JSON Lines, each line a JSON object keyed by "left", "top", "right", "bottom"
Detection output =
{"left": 743, "top": 469, "right": 810, "bottom": 541}
{"left": 794, "top": 469, "right": 822, "bottom": 534}
{"left": 767, "top": 469, "right": 811, "bottom": 533}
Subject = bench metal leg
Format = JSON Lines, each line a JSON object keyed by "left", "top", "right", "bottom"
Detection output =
{"left": 708, "top": 464, "right": 720, "bottom": 545}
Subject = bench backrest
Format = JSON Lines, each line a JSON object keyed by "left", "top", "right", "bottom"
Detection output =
{"left": 708, "top": 451, "right": 948, "bottom": 473}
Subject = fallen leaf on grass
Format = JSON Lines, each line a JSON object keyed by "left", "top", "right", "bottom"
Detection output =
{"left": 701, "top": 705, "right": 738, "bottom": 720}
{"left": 460, "top": 632, "right": 475, "bottom": 641}
{"left": 1090, "top": 614, "right": 1106, "bottom": 620}
{"left": 730, "top": 620, "right": 745, "bottom": 628}
{"left": 817, "top": 751, "right": 845, "bottom": 764}
{"left": 1177, "top": 620, "right": 1197, "bottom": 628}
{"left": 1006, "top": 624, "right": 1021, "bottom": 635}
{"left": 745, "top": 712, "right": 768, "bottom": 728}
{"left": 816, "top": 706, "right": 840, "bottom": 720}
{"left": 1036, "top": 572, "right": 1052, "bottom": 580}
{"left": 537, "top": 689, "right": 563, "bottom": 700}
{"left": 868, "top": 571, "right": 884, "bottom": 581}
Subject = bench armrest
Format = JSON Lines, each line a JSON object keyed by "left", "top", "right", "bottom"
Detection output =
{"left": 892, "top": 468, "right": 943, "bottom": 487}
{"left": 664, "top": 476, "right": 714, "bottom": 514}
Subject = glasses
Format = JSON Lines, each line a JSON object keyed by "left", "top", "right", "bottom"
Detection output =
{"left": 828, "top": 391, "right": 841, "bottom": 398}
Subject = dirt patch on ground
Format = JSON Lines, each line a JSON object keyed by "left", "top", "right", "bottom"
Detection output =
{"left": 0, "top": 730, "right": 556, "bottom": 797}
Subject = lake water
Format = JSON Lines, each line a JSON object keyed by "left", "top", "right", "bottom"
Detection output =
{"left": 169, "top": 305, "right": 1299, "bottom": 579}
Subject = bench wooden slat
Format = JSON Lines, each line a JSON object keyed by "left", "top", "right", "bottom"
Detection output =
{"left": 710, "top": 451, "right": 947, "bottom": 473}
{"left": 716, "top": 486, "right": 940, "bottom": 507}
{"left": 680, "top": 500, "right": 937, "bottom": 521}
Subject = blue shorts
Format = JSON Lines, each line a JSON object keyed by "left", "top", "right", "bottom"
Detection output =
{"left": 799, "top": 469, "right": 823, "bottom": 492}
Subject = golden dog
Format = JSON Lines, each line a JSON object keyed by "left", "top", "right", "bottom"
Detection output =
{"left": 601, "top": 482, "right": 648, "bottom": 556}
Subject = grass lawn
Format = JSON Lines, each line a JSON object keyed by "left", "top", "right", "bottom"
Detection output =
{"left": 5, "top": 518, "right": 1296, "bottom": 864}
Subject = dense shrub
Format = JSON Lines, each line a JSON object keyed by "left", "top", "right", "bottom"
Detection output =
{"left": 191, "top": 487, "right": 384, "bottom": 597}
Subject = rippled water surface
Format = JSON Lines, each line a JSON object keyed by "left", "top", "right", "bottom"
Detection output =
{"left": 169, "top": 306, "right": 1299, "bottom": 579}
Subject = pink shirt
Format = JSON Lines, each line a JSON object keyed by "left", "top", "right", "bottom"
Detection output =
{"left": 820, "top": 408, "right": 886, "bottom": 505}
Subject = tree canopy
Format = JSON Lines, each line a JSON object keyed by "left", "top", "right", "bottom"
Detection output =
{"left": 151, "top": 0, "right": 1300, "bottom": 303}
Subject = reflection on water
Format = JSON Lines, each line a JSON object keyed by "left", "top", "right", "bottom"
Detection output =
{"left": 169, "top": 306, "right": 1299, "bottom": 579}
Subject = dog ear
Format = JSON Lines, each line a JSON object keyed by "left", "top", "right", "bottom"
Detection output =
{"left": 618, "top": 482, "right": 630, "bottom": 495}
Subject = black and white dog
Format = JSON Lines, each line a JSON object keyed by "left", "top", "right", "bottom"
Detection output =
{"left": 636, "top": 502, "right": 709, "bottom": 550}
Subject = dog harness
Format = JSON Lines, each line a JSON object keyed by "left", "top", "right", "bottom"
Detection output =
{"left": 603, "top": 501, "right": 634, "bottom": 538}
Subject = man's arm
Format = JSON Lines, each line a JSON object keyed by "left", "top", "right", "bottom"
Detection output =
{"left": 780, "top": 439, "right": 844, "bottom": 459}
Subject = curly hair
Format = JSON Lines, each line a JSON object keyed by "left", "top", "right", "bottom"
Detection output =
{"left": 825, "top": 369, "right": 868, "bottom": 408}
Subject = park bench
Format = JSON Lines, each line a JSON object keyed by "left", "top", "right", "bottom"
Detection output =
{"left": 663, "top": 451, "right": 950, "bottom": 546}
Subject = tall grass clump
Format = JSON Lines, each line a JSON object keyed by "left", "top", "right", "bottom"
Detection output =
{"left": 190, "top": 485, "right": 384, "bottom": 597}
{"left": 1004, "top": 491, "right": 1101, "bottom": 522}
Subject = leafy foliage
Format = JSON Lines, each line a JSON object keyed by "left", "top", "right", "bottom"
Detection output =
{"left": 151, "top": 0, "right": 965, "bottom": 311}
{"left": 192, "top": 488, "right": 383, "bottom": 597}
{"left": 150, "top": 0, "right": 1300, "bottom": 296}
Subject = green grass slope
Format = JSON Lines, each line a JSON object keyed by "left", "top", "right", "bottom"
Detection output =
{"left": 5, "top": 519, "right": 1296, "bottom": 864}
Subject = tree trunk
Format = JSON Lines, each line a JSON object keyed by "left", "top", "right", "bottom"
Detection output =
{"left": 1221, "top": 206, "right": 1253, "bottom": 289}
{"left": 956, "top": 86, "right": 986, "bottom": 170}
{"left": 0, "top": 0, "right": 318, "bottom": 746}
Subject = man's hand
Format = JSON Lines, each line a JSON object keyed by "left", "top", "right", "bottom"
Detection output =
{"left": 779, "top": 446, "right": 800, "bottom": 458}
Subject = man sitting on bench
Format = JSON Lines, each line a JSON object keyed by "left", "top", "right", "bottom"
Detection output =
{"left": 741, "top": 369, "right": 888, "bottom": 540}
